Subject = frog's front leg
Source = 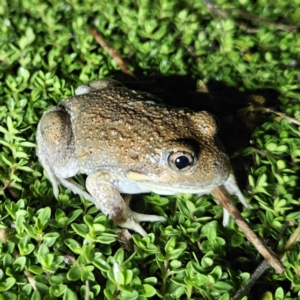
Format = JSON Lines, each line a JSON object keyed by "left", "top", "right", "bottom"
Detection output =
{"left": 86, "top": 170, "right": 166, "bottom": 236}
{"left": 221, "top": 172, "right": 249, "bottom": 226}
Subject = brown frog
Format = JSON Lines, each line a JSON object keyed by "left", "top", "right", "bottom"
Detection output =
{"left": 36, "top": 79, "right": 247, "bottom": 236}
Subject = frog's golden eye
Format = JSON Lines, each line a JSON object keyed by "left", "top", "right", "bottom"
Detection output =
{"left": 167, "top": 151, "right": 196, "bottom": 171}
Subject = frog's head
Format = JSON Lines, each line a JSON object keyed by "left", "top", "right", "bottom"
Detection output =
{"left": 126, "top": 111, "right": 231, "bottom": 195}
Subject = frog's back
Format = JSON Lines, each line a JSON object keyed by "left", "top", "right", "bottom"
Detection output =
{"left": 61, "top": 87, "right": 197, "bottom": 172}
{"left": 60, "top": 86, "right": 228, "bottom": 187}
{"left": 61, "top": 87, "right": 167, "bottom": 173}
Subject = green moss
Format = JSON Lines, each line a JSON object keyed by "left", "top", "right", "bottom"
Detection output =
{"left": 0, "top": 1, "right": 300, "bottom": 299}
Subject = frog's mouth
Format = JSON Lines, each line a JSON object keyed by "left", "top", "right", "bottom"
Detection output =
{"left": 126, "top": 170, "right": 229, "bottom": 195}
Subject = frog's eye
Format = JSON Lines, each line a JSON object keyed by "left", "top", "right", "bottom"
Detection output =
{"left": 168, "top": 151, "right": 196, "bottom": 171}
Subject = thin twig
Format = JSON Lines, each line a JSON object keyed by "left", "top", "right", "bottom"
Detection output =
{"left": 250, "top": 147, "right": 298, "bottom": 168}
{"left": 203, "top": 0, "right": 299, "bottom": 33}
{"left": 212, "top": 186, "right": 285, "bottom": 274}
{"left": 231, "top": 260, "right": 271, "bottom": 300}
{"left": 232, "top": 223, "right": 300, "bottom": 300}
{"left": 89, "top": 28, "right": 136, "bottom": 79}
{"left": 249, "top": 106, "right": 300, "bottom": 126}
{"left": 283, "top": 223, "right": 300, "bottom": 252}
{"left": 268, "top": 109, "right": 300, "bottom": 126}
{"left": 235, "top": 9, "right": 299, "bottom": 32}
{"left": 236, "top": 23, "right": 259, "bottom": 34}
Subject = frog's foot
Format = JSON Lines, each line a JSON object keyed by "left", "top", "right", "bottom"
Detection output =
{"left": 116, "top": 217, "right": 148, "bottom": 237}
{"left": 86, "top": 170, "right": 166, "bottom": 236}
{"left": 116, "top": 213, "right": 166, "bottom": 237}
{"left": 133, "top": 212, "right": 166, "bottom": 223}
{"left": 122, "top": 194, "right": 166, "bottom": 222}
{"left": 223, "top": 173, "right": 249, "bottom": 208}
{"left": 222, "top": 209, "right": 230, "bottom": 227}
{"left": 221, "top": 172, "right": 249, "bottom": 226}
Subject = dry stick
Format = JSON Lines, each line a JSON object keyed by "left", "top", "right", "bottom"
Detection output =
{"left": 231, "top": 260, "right": 271, "bottom": 300}
{"left": 203, "top": 3, "right": 258, "bottom": 34}
{"left": 212, "top": 186, "right": 285, "bottom": 274}
{"left": 234, "top": 9, "right": 299, "bottom": 32}
{"left": 283, "top": 222, "right": 300, "bottom": 252}
{"left": 266, "top": 108, "right": 300, "bottom": 126}
{"left": 232, "top": 223, "right": 300, "bottom": 300}
{"left": 231, "top": 223, "right": 290, "bottom": 300}
{"left": 89, "top": 28, "right": 136, "bottom": 79}
{"left": 249, "top": 106, "right": 300, "bottom": 126}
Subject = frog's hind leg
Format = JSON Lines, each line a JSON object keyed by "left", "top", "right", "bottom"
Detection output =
{"left": 36, "top": 140, "right": 60, "bottom": 198}
{"left": 58, "top": 177, "right": 94, "bottom": 202}
{"left": 36, "top": 107, "right": 78, "bottom": 199}
{"left": 86, "top": 170, "right": 166, "bottom": 236}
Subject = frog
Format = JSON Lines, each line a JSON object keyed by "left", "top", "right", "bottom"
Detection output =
{"left": 36, "top": 79, "right": 248, "bottom": 236}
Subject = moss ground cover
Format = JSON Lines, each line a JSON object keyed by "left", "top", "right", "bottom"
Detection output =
{"left": 1, "top": 1, "right": 300, "bottom": 299}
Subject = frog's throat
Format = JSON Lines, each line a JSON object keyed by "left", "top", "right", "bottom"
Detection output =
{"left": 126, "top": 170, "right": 225, "bottom": 194}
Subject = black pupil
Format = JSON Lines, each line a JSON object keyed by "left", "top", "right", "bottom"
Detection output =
{"left": 175, "top": 156, "right": 190, "bottom": 169}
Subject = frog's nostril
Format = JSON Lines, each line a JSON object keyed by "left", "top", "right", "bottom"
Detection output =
{"left": 213, "top": 160, "right": 221, "bottom": 168}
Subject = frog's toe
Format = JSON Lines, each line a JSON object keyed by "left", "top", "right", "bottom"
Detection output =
{"left": 116, "top": 218, "right": 148, "bottom": 237}
{"left": 115, "top": 213, "right": 166, "bottom": 236}
{"left": 221, "top": 172, "right": 249, "bottom": 226}
{"left": 222, "top": 208, "right": 230, "bottom": 226}
{"left": 133, "top": 212, "right": 166, "bottom": 223}
{"left": 223, "top": 173, "right": 249, "bottom": 208}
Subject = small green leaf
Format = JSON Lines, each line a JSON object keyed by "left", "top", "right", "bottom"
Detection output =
{"left": 65, "top": 239, "right": 82, "bottom": 254}
{"left": 49, "top": 284, "right": 67, "bottom": 297}
{"left": 13, "top": 256, "right": 26, "bottom": 271}
{"left": 67, "top": 209, "right": 83, "bottom": 224}
{"left": 141, "top": 284, "right": 156, "bottom": 297}
{"left": 274, "top": 287, "right": 284, "bottom": 300}
{"left": 31, "top": 290, "right": 42, "bottom": 300}
{"left": 71, "top": 223, "right": 89, "bottom": 237}
{"left": 96, "top": 235, "right": 116, "bottom": 244}
{"left": 218, "top": 293, "right": 230, "bottom": 300}
{"left": 0, "top": 278, "right": 16, "bottom": 292}
{"left": 114, "top": 248, "right": 124, "bottom": 265}
{"left": 257, "top": 173, "right": 267, "bottom": 187}
{"left": 213, "top": 281, "right": 233, "bottom": 292}
{"left": 265, "top": 142, "right": 277, "bottom": 151}
{"left": 67, "top": 266, "right": 81, "bottom": 281}
{"left": 170, "top": 260, "right": 182, "bottom": 269}
{"left": 28, "top": 265, "right": 44, "bottom": 275}
{"left": 42, "top": 232, "right": 59, "bottom": 247}
{"left": 231, "top": 233, "right": 244, "bottom": 247}
{"left": 63, "top": 288, "right": 78, "bottom": 300}
{"left": 93, "top": 253, "right": 111, "bottom": 272}
{"left": 83, "top": 244, "right": 95, "bottom": 262}
{"left": 81, "top": 266, "right": 95, "bottom": 281}
{"left": 186, "top": 200, "right": 196, "bottom": 215}
{"left": 37, "top": 244, "right": 49, "bottom": 257}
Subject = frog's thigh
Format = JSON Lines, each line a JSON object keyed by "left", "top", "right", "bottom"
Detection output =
{"left": 36, "top": 108, "right": 72, "bottom": 198}
{"left": 85, "top": 170, "right": 166, "bottom": 236}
